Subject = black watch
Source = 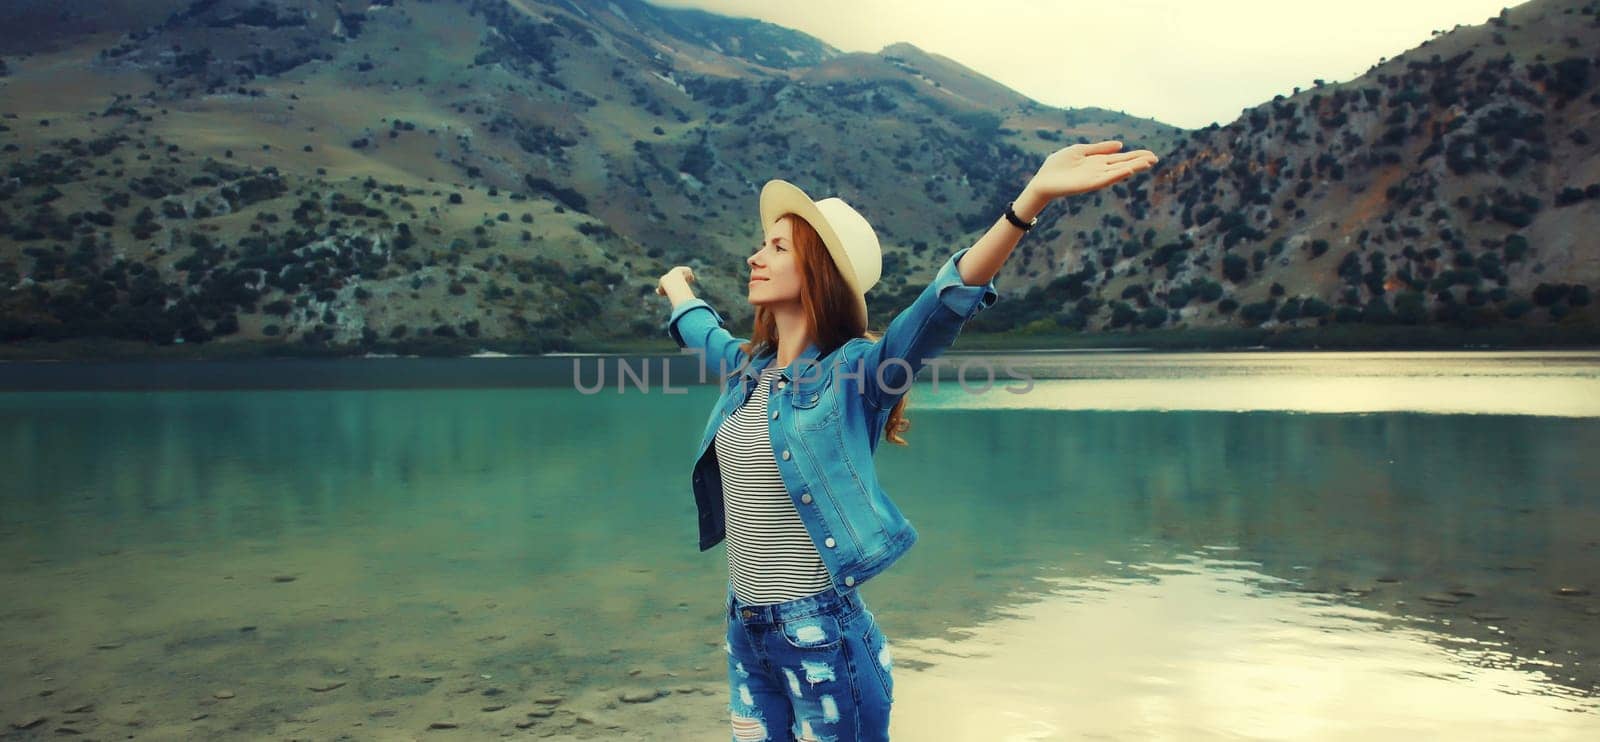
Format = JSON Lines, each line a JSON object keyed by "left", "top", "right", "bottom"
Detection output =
{"left": 1004, "top": 202, "right": 1038, "bottom": 232}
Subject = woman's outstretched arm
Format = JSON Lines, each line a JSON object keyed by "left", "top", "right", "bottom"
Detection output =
{"left": 658, "top": 266, "right": 748, "bottom": 380}
{"left": 852, "top": 140, "right": 1159, "bottom": 409}
{"left": 959, "top": 140, "right": 1159, "bottom": 286}
{"left": 657, "top": 266, "right": 697, "bottom": 308}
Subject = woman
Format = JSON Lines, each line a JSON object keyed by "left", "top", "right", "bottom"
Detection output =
{"left": 657, "top": 141, "right": 1158, "bottom": 741}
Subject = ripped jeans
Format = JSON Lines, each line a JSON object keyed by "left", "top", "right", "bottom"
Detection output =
{"left": 725, "top": 585, "right": 893, "bottom": 742}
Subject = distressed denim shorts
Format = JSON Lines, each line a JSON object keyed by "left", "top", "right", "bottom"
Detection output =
{"left": 725, "top": 585, "right": 894, "bottom": 742}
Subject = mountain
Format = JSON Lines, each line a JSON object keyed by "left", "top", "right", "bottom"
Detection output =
{"left": 0, "top": 0, "right": 1593, "bottom": 357}
{"left": 1060, "top": 0, "right": 1600, "bottom": 336}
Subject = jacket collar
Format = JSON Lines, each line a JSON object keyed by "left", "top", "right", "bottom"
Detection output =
{"left": 741, "top": 340, "right": 823, "bottom": 383}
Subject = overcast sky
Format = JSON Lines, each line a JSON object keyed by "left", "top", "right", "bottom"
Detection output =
{"left": 646, "top": 0, "right": 1531, "bottom": 130}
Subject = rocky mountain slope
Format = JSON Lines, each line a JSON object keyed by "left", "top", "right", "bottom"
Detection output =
{"left": 0, "top": 0, "right": 1594, "bottom": 356}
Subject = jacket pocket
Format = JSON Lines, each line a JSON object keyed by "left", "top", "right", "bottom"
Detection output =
{"left": 790, "top": 371, "right": 837, "bottom": 430}
{"left": 790, "top": 368, "right": 831, "bottom": 408}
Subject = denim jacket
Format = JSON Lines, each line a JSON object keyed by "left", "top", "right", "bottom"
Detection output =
{"left": 665, "top": 247, "right": 999, "bottom": 592}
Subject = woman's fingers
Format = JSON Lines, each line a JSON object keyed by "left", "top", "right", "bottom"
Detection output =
{"left": 1112, "top": 163, "right": 1150, "bottom": 179}
{"left": 656, "top": 266, "right": 696, "bottom": 296}
{"left": 1102, "top": 151, "right": 1152, "bottom": 165}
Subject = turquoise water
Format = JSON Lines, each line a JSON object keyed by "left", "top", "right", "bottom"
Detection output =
{"left": 2, "top": 351, "right": 1599, "bottom": 739}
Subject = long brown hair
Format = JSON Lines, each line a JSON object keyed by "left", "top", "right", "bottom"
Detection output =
{"left": 740, "top": 214, "right": 912, "bottom": 446}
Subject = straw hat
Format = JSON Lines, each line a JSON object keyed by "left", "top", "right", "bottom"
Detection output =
{"left": 759, "top": 179, "right": 882, "bottom": 327}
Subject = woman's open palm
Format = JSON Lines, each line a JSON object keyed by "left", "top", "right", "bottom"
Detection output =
{"left": 1028, "top": 141, "right": 1159, "bottom": 199}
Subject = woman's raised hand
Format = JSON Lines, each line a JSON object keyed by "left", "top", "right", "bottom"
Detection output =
{"left": 655, "top": 265, "right": 697, "bottom": 297}
{"left": 1026, "top": 141, "right": 1159, "bottom": 201}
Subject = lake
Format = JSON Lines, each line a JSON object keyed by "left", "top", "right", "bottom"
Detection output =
{"left": 1, "top": 350, "right": 1598, "bottom": 740}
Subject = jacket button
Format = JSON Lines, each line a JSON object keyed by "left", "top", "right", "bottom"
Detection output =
{"left": 824, "top": 537, "right": 836, "bottom": 548}
{"left": 777, "top": 380, "right": 787, "bottom": 389}
{"left": 800, "top": 493, "right": 812, "bottom": 504}
{"left": 780, "top": 450, "right": 791, "bottom": 461}
{"left": 809, "top": 393, "right": 818, "bottom": 403}
{"left": 844, "top": 576, "right": 856, "bottom": 587}
{"left": 771, "top": 410, "right": 778, "bottom": 420}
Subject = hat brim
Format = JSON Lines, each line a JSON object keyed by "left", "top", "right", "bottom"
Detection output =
{"left": 759, "top": 180, "right": 869, "bottom": 327}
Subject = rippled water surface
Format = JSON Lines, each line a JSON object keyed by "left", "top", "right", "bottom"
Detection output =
{"left": 1, "top": 350, "right": 1597, "bottom": 739}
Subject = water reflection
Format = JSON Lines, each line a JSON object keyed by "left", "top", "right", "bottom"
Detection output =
{"left": 1, "top": 352, "right": 1598, "bottom": 735}
{"left": 0, "top": 389, "right": 714, "bottom": 563}
{"left": 923, "top": 350, "right": 1600, "bottom": 416}
{"left": 920, "top": 376, "right": 1600, "bottom": 416}
{"left": 888, "top": 554, "right": 1600, "bottom": 741}
{"left": 868, "top": 406, "right": 1600, "bottom": 702}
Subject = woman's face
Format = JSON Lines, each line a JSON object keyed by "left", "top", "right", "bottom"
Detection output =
{"left": 746, "top": 217, "right": 802, "bottom": 307}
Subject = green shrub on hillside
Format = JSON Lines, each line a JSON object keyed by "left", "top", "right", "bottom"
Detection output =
{"left": 1138, "top": 307, "right": 1168, "bottom": 329}
{"left": 1240, "top": 300, "right": 1276, "bottom": 325}
{"left": 1222, "top": 254, "right": 1248, "bottom": 283}
{"left": 1394, "top": 291, "right": 1426, "bottom": 324}
{"left": 1108, "top": 301, "right": 1137, "bottom": 328}
{"left": 1503, "top": 234, "right": 1529, "bottom": 262}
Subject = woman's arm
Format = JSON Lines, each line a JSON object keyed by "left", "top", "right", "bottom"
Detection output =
{"left": 851, "top": 247, "right": 999, "bottom": 409}
{"left": 959, "top": 140, "right": 1159, "bottom": 286}
{"left": 853, "top": 140, "right": 1159, "bottom": 408}
{"left": 658, "top": 266, "right": 698, "bottom": 308}
{"left": 658, "top": 266, "right": 747, "bottom": 380}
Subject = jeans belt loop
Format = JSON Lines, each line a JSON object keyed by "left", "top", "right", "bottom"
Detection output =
{"left": 834, "top": 586, "right": 853, "bottom": 615}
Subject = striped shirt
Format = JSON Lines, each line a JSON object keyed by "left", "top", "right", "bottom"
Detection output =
{"left": 715, "top": 367, "right": 832, "bottom": 604}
